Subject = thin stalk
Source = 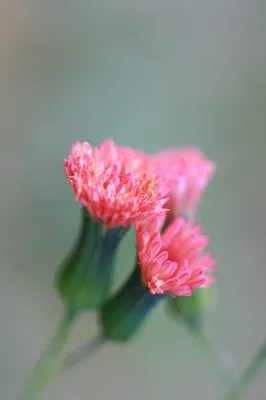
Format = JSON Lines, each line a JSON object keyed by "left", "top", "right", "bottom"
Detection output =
{"left": 191, "top": 325, "right": 235, "bottom": 398}
{"left": 225, "top": 341, "right": 266, "bottom": 400}
{"left": 22, "top": 307, "right": 79, "bottom": 400}
{"left": 63, "top": 335, "right": 105, "bottom": 370}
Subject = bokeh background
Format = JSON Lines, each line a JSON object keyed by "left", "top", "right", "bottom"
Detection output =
{"left": 1, "top": 1, "right": 266, "bottom": 399}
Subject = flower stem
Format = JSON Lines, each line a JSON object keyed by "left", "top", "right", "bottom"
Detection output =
{"left": 22, "top": 307, "right": 79, "bottom": 400}
{"left": 225, "top": 341, "right": 266, "bottom": 400}
{"left": 63, "top": 335, "right": 105, "bottom": 370}
{"left": 191, "top": 325, "right": 235, "bottom": 398}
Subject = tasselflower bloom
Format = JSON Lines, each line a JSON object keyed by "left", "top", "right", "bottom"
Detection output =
{"left": 64, "top": 140, "right": 169, "bottom": 229}
{"left": 136, "top": 214, "right": 215, "bottom": 296}
{"left": 152, "top": 148, "right": 215, "bottom": 217}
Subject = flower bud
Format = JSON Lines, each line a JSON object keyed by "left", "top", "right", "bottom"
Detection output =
{"left": 100, "top": 266, "right": 164, "bottom": 342}
{"left": 57, "top": 207, "right": 128, "bottom": 309}
{"left": 152, "top": 148, "right": 215, "bottom": 218}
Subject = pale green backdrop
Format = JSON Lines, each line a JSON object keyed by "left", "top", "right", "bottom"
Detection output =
{"left": 0, "top": 1, "right": 266, "bottom": 399}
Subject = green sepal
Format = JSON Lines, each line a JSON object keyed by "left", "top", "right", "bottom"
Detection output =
{"left": 100, "top": 265, "right": 164, "bottom": 342}
{"left": 166, "top": 288, "right": 216, "bottom": 330}
{"left": 57, "top": 207, "right": 128, "bottom": 310}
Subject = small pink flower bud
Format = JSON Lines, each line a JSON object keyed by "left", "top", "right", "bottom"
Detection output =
{"left": 152, "top": 148, "right": 215, "bottom": 218}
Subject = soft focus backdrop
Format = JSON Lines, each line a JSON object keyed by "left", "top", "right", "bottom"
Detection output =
{"left": 1, "top": 1, "right": 266, "bottom": 399}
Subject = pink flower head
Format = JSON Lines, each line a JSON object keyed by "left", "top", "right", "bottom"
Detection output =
{"left": 136, "top": 215, "right": 215, "bottom": 296}
{"left": 64, "top": 140, "right": 169, "bottom": 229}
{"left": 152, "top": 148, "right": 215, "bottom": 217}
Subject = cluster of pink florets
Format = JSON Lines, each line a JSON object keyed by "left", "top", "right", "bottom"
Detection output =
{"left": 64, "top": 139, "right": 216, "bottom": 297}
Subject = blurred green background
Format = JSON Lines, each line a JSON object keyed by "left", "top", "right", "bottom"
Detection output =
{"left": 1, "top": 1, "right": 266, "bottom": 399}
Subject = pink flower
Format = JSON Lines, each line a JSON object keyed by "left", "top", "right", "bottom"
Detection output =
{"left": 64, "top": 140, "right": 169, "bottom": 229}
{"left": 136, "top": 215, "right": 215, "bottom": 296}
{"left": 152, "top": 148, "right": 215, "bottom": 217}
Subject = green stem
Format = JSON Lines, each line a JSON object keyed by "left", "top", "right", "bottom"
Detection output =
{"left": 225, "top": 341, "right": 266, "bottom": 400}
{"left": 22, "top": 307, "right": 79, "bottom": 400}
{"left": 191, "top": 325, "right": 235, "bottom": 398}
{"left": 63, "top": 335, "right": 105, "bottom": 370}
